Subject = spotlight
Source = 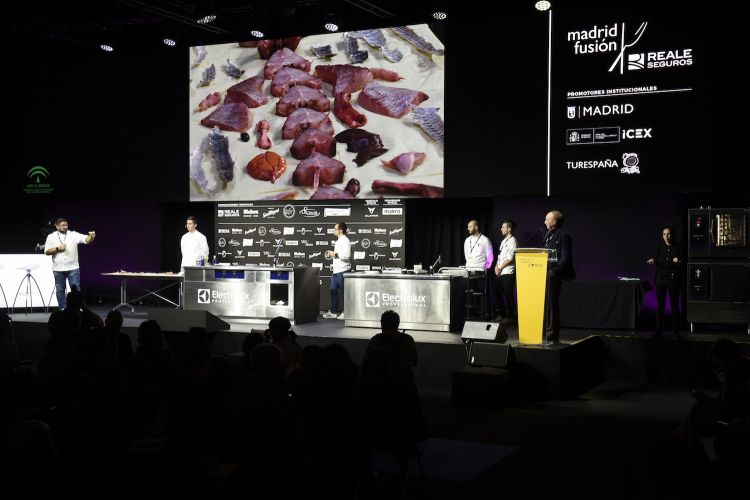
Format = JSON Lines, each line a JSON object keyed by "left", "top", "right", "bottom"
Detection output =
{"left": 432, "top": 11, "right": 447, "bottom": 20}
{"left": 163, "top": 37, "right": 177, "bottom": 47}
{"left": 323, "top": 13, "right": 339, "bottom": 32}
{"left": 197, "top": 14, "right": 217, "bottom": 24}
{"left": 100, "top": 43, "right": 114, "bottom": 52}
{"left": 250, "top": 29, "right": 264, "bottom": 38}
{"left": 535, "top": 1, "right": 551, "bottom": 11}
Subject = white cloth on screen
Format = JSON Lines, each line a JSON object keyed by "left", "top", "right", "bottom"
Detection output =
{"left": 464, "top": 233, "right": 493, "bottom": 271}
{"left": 44, "top": 230, "right": 89, "bottom": 271}
{"left": 181, "top": 230, "right": 210, "bottom": 268}
{"left": 332, "top": 234, "right": 352, "bottom": 273}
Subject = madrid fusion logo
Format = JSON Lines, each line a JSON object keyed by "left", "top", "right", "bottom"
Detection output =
{"left": 567, "top": 21, "right": 693, "bottom": 74}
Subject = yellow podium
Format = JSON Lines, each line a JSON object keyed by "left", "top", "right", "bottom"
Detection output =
{"left": 515, "top": 248, "right": 554, "bottom": 345}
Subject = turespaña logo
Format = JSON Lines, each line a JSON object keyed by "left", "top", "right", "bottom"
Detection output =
{"left": 197, "top": 289, "right": 211, "bottom": 304}
{"left": 365, "top": 291, "right": 380, "bottom": 307}
{"left": 620, "top": 153, "right": 641, "bottom": 174}
{"left": 24, "top": 165, "right": 54, "bottom": 194}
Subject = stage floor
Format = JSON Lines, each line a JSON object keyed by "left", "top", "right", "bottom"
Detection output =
{"left": 8, "top": 304, "right": 748, "bottom": 344}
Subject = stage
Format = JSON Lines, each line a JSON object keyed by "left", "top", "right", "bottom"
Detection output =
{"left": 9, "top": 304, "right": 749, "bottom": 400}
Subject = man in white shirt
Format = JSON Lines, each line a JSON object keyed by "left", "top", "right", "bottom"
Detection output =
{"left": 463, "top": 220, "right": 493, "bottom": 320}
{"left": 323, "top": 222, "right": 351, "bottom": 319}
{"left": 494, "top": 220, "right": 518, "bottom": 323}
{"left": 44, "top": 217, "right": 96, "bottom": 309}
{"left": 180, "top": 216, "right": 210, "bottom": 271}
{"left": 464, "top": 220, "right": 493, "bottom": 271}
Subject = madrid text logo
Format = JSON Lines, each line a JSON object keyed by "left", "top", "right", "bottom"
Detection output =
{"left": 283, "top": 204, "right": 296, "bottom": 218}
{"left": 197, "top": 289, "right": 211, "bottom": 304}
{"left": 620, "top": 153, "right": 641, "bottom": 174}
{"left": 365, "top": 291, "right": 380, "bottom": 308}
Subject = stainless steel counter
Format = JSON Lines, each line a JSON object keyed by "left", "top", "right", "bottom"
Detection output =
{"left": 343, "top": 272, "right": 464, "bottom": 331}
{"left": 183, "top": 265, "right": 319, "bottom": 324}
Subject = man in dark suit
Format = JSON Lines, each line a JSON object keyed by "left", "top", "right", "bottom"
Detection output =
{"left": 542, "top": 210, "right": 575, "bottom": 343}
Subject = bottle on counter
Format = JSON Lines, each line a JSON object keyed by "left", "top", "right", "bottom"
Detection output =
{"left": 200, "top": 256, "right": 205, "bottom": 266}
{"left": 212, "top": 255, "right": 218, "bottom": 265}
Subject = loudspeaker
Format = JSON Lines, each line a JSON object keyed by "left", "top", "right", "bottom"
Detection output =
{"left": 461, "top": 321, "right": 507, "bottom": 343}
{"left": 147, "top": 309, "right": 230, "bottom": 332}
{"left": 469, "top": 342, "right": 512, "bottom": 368}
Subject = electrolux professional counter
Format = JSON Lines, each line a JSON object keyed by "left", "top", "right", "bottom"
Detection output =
{"left": 183, "top": 265, "right": 320, "bottom": 324}
{"left": 343, "top": 272, "right": 465, "bottom": 332}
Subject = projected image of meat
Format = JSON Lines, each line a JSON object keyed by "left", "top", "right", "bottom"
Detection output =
{"left": 189, "top": 24, "right": 444, "bottom": 200}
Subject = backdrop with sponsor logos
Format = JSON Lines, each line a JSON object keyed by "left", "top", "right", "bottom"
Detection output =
{"left": 550, "top": 1, "right": 708, "bottom": 194}
{"left": 215, "top": 199, "right": 405, "bottom": 311}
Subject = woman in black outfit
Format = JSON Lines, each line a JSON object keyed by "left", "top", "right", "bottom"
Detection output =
{"left": 647, "top": 226, "right": 683, "bottom": 338}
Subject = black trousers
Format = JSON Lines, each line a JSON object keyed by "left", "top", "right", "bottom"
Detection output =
{"left": 544, "top": 274, "right": 562, "bottom": 342}
{"left": 655, "top": 277, "right": 681, "bottom": 334}
{"left": 495, "top": 273, "right": 516, "bottom": 318}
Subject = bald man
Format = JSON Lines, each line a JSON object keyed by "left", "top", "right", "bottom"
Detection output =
{"left": 463, "top": 220, "right": 494, "bottom": 272}
{"left": 542, "top": 210, "right": 575, "bottom": 343}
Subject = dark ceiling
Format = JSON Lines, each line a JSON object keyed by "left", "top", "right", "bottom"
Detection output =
{"left": 7, "top": 0, "right": 454, "bottom": 50}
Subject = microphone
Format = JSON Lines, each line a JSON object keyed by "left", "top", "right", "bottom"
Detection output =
{"left": 429, "top": 254, "right": 441, "bottom": 274}
{"left": 523, "top": 224, "right": 546, "bottom": 246}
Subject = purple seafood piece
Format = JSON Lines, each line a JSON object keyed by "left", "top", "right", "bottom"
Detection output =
{"left": 276, "top": 86, "right": 330, "bottom": 117}
{"left": 358, "top": 82, "right": 429, "bottom": 119}
{"left": 381, "top": 152, "right": 427, "bottom": 174}
{"left": 271, "top": 67, "right": 322, "bottom": 97}
{"left": 334, "top": 129, "right": 388, "bottom": 166}
{"left": 292, "top": 153, "right": 346, "bottom": 187}
{"left": 282, "top": 109, "right": 334, "bottom": 140}
{"left": 264, "top": 47, "right": 311, "bottom": 79}
{"left": 291, "top": 129, "right": 336, "bottom": 160}
{"left": 225, "top": 75, "right": 268, "bottom": 108}
{"left": 200, "top": 103, "right": 252, "bottom": 132}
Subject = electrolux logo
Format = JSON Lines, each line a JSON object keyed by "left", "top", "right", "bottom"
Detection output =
{"left": 25, "top": 165, "right": 54, "bottom": 194}
{"left": 197, "top": 289, "right": 211, "bottom": 304}
{"left": 365, "top": 291, "right": 380, "bottom": 307}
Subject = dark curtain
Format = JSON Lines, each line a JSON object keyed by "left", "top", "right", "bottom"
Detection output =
{"left": 405, "top": 198, "right": 495, "bottom": 270}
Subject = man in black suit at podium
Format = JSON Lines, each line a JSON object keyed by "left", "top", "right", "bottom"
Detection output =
{"left": 542, "top": 210, "right": 575, "bottom": 343}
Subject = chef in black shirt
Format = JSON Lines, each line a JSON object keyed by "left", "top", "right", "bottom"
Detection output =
{"left": 647, "top": 226, "right": 683, "bottom": 338}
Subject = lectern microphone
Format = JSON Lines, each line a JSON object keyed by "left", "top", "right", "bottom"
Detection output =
{"left": 429, "top": 254, "right": 442, "bottom": 274}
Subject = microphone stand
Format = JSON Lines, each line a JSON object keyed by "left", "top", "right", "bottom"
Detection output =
{"left": 429, "top": 254, "right": 441, "bottom": 275}
{"left": 523, "top": 225, "right": 547, "bottom": 246}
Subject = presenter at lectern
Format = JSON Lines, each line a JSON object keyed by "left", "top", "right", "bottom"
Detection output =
{"left": 542, "top": 211, "right": 575, "bottom": 343}
{"left": 44, "top": 217, "right": 96, "bottom": 309}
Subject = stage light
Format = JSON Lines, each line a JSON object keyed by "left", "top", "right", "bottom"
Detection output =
{"left": 250, "top": 29, "right": 264, "bottom": 38}
{"left": 197, "top": 14, "right": 217, "bottom": 24}
{"left": 323, "top": 13, "right": 339, "bottom": 32}
{"left": 163, "top": 37, "right": 177, "bottom": 47}
{"left": 432, "top": 11, "right": 447, "bottom": 20}
{"left": 535, "top": 1, "right": 551, "bottom": 11}
{"left": 100, "top": 43, "right": 114, "bottom": 52}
